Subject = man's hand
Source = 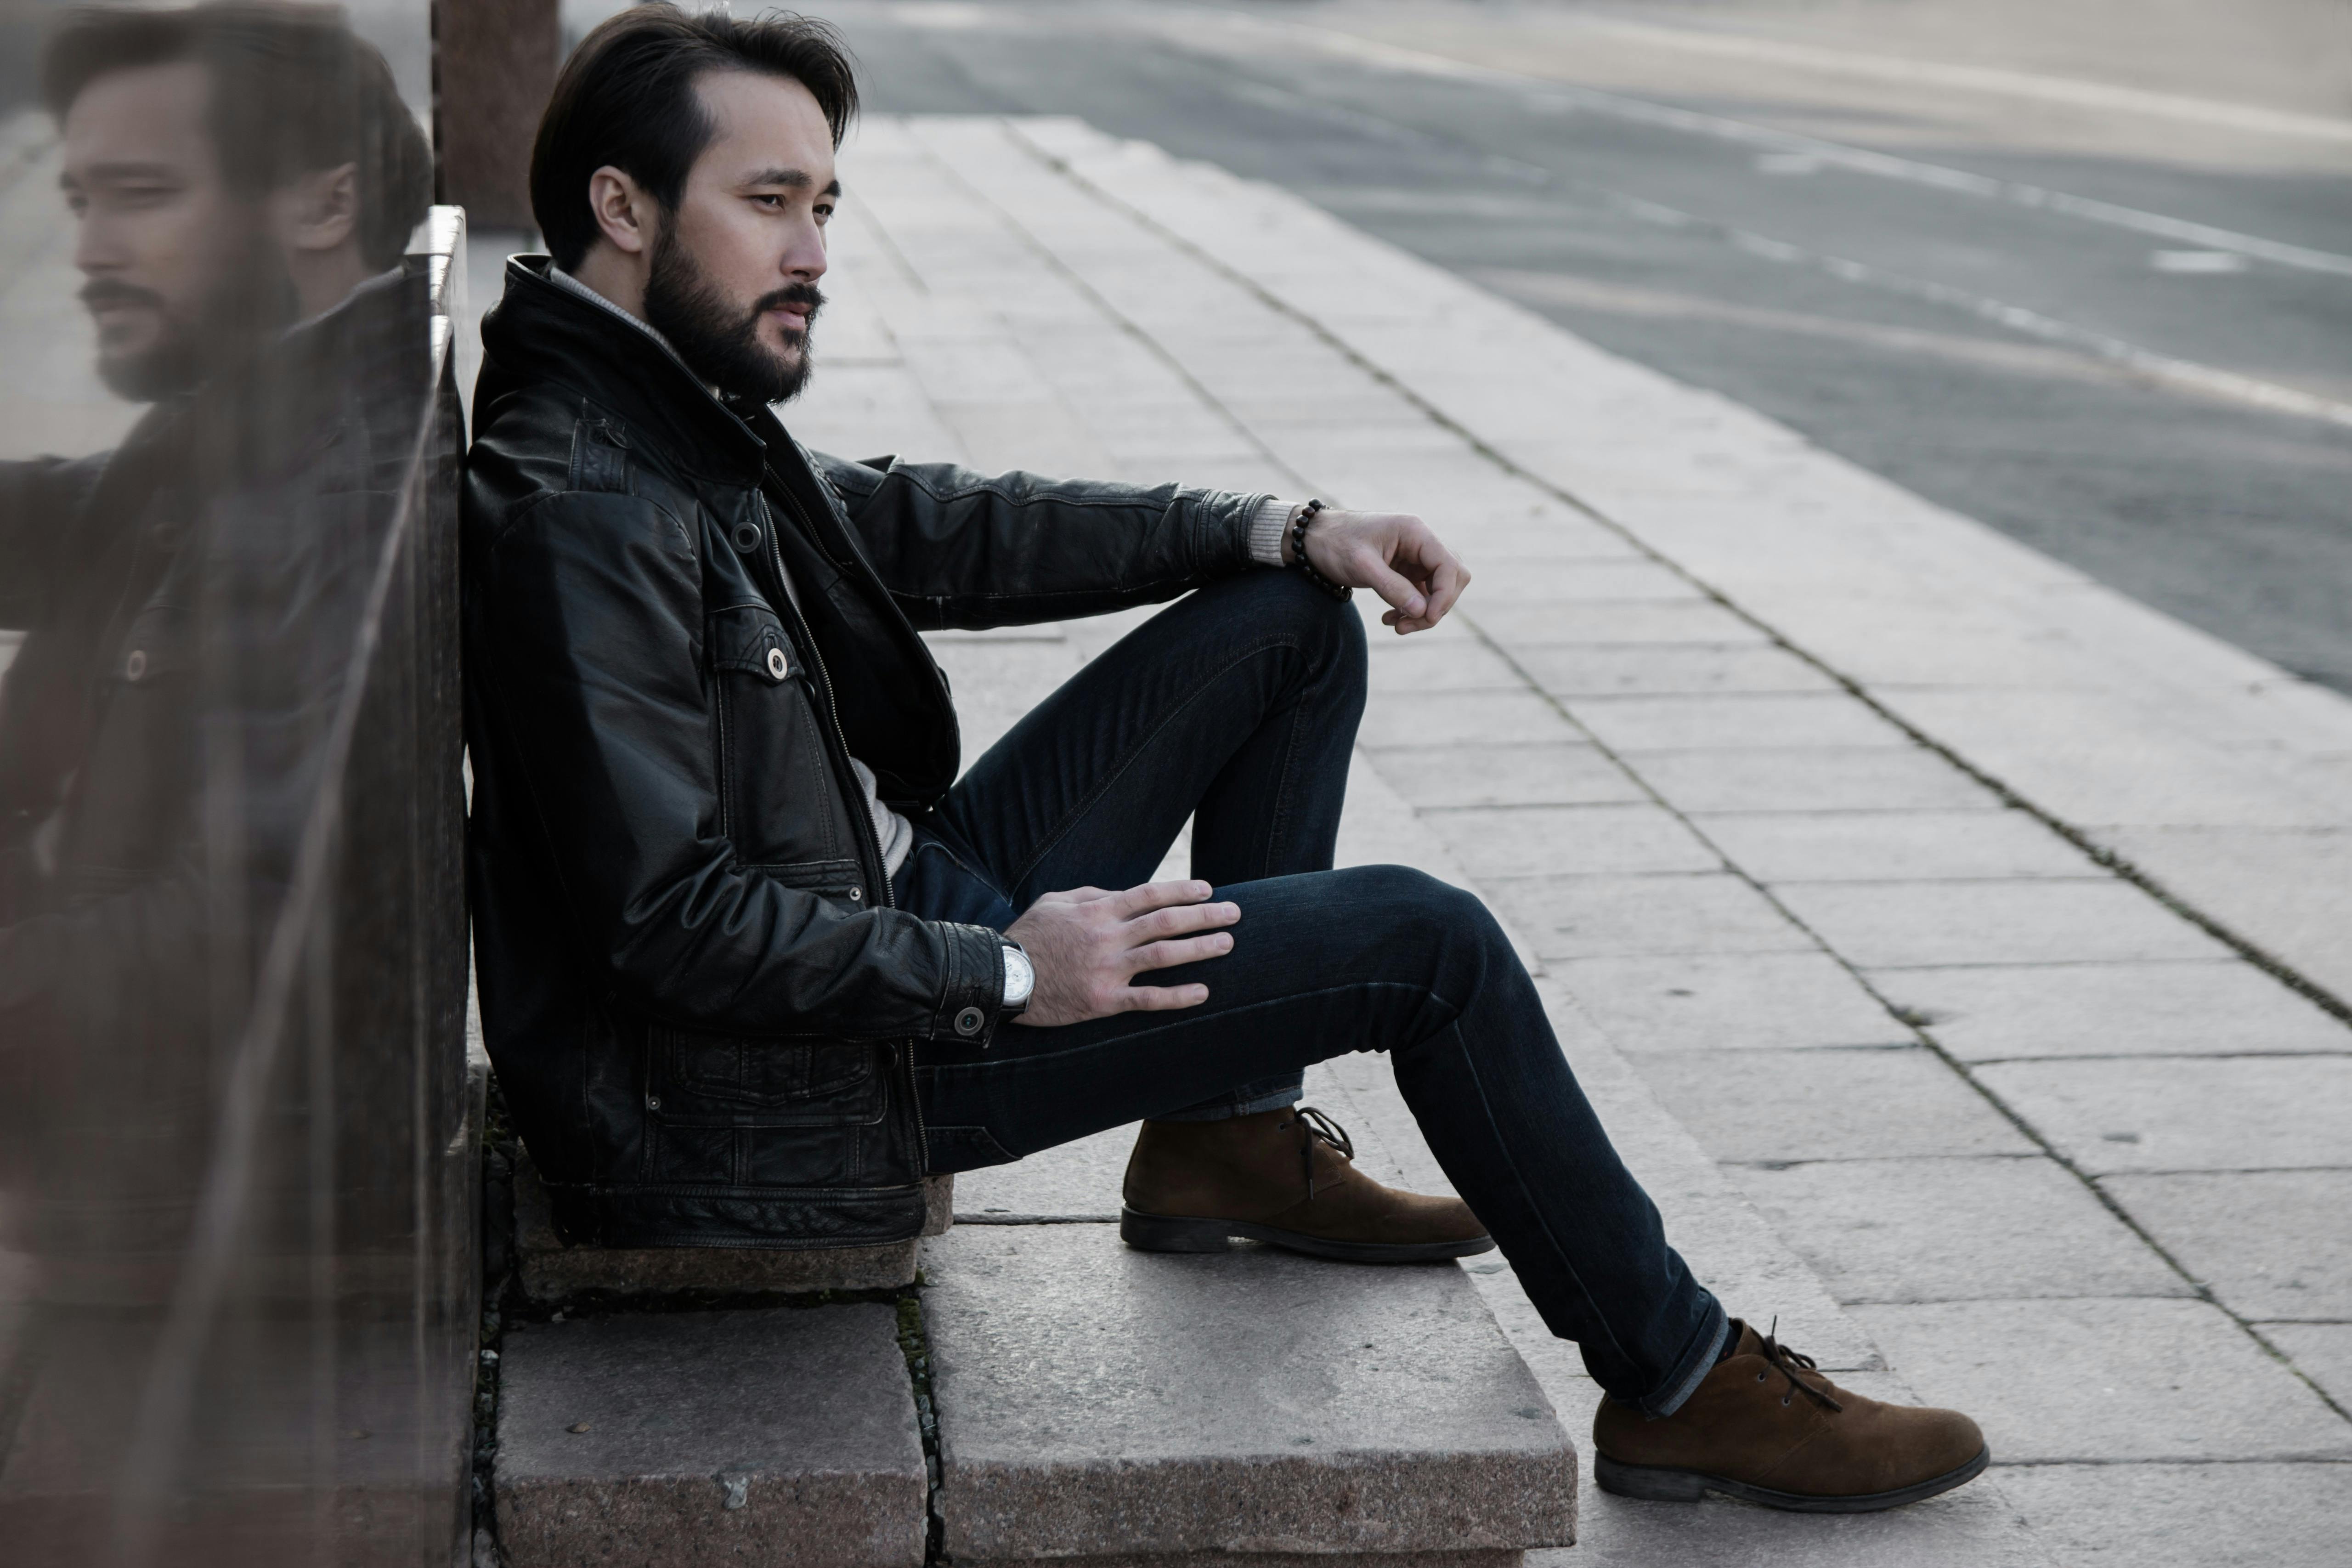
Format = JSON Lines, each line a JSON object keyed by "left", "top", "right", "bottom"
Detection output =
{"left": 1285, "top": 508, "right": 1469, "bottom": 634}
{"left": 1002, "top": 880, "right": 1239, "bottom": 1027}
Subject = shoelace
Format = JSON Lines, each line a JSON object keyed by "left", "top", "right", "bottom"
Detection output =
{"left": 1755, "top": 1317, "right": 1844, "bottom": 1413}
{"left": 1284, "top": 1106, "right": 1356, "bottom": 1201}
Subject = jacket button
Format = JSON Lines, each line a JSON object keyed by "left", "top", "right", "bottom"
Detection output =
{"left": 847, "top": 886, "right": 862, "bottom": 901}
{"left": 766, "top": 646, "right": 788, "bottom": 681}
{"left": 646, "top": 1095, "right": 662, "bottom": 1111}
{"left": 124, "top": 649, "right": 147, "bottom": 681}
{"left": 954, "top": 1006, "right": 984, "bottom": 1036}
{"left": 732, "top": 522, "right": 761, "bottom": 553}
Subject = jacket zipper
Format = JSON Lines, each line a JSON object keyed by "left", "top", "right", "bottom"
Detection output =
{"left": 755, "top": 487, "right": 935, "bottom": 1179}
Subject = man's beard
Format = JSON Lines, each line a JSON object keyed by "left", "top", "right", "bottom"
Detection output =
{"left": 641, "top": 225, "right": 822, "bottom": 405}
{"left": 83, "top": 236, "right": 298, "bottom": 402}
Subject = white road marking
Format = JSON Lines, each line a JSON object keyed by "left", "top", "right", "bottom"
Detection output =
{"left": 2150, "top": 250, "right": 2251, "bottom": 274}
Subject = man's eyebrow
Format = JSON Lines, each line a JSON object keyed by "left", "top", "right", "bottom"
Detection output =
{"left": 741, "top": 168, "right": 843, "bottom": 198}
{"left": 62, "top": 160, "right": 186, "bottom": 187}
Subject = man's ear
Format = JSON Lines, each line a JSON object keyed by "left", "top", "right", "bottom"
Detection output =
{"left": 588, "top": 165, "right": 656, "bottom": 257}
{"left": 274, "top": 162, "right": 359, "bottom": 255}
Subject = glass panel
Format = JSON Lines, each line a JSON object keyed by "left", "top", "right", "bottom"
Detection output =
{"left": 0, "top": 4, "right": 472, "bottom": 1561}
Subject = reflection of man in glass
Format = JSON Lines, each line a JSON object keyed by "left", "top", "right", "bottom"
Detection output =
{"left": 0, "top": 2, "right": 433, "bottom": 1503}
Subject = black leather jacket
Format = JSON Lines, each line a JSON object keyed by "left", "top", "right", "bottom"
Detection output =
{"left": 462, "top": 258, "right": 1269, "bottom": 1249}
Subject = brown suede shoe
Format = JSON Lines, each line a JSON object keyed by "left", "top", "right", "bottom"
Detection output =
{"left": 1593, "top": 1322, "right": 1989, "bottom": 1512}
{"left": 1120, "top": 1106, "right": 1494, "bottom": 1263}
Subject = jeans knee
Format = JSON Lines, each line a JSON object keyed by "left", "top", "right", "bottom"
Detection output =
{"left": 1341, "top": 865, "right": 1509, "bottom": 967}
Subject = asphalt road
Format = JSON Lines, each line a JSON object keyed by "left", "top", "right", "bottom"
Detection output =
{"left": 801, "top": 0, "right": 2352, "bottom": 693}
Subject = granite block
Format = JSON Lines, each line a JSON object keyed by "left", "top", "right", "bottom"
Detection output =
{"left": 1701, "top": 809, "right": 2095, "bottom": 883}
{"left": 1516, "top": 644, "right": 1834, "bottom": 699}
{"left": 1632, "top": 1047, "right": 2035, "bottom": 1164}
{"left": 1735, "top": 1156, "right": 2188, "bottom": 1302}
{"left": 511, "top": 1152, "right": 927, "bottom": 1299}
{"left": 1994, "top": 1461, "right": 2352, "bottom": 1568}
{"left": 1785, "top": 880, "right": 2231, "bottom": 968}
{"left": 954, "top": 1124, "right": 1134, "bottom": 1223}
{"left": 923, "top": 1225, "right": 1575, "bottom": 1562}
{"left": 1568, "top": 694, "right": 1912, "bottom": 753}
{"left": 1552, "top": 951, "right": 1909, "bottom": 1053}
{"left": 496, "top": 1306, "right": 926, "bottom": 1567}
{"left": 1427, "top": 804, "right": 1721, "bottom": 879}
{"left": 1469, "top": 599, "right": 1769, "bottom": 647}
{"left": 1363, "top": 742, "right": 1645, "bottom": 810}
{"left": 1869, "top": 959, "right": 2352, "bottom": 1060}
{"left": 1619, "top": 747, "right": 2001, "bottom": 815}
{"left": 1358, "top": 690, "right": 1575, "bottom": 749}
{"left": 1481, "top": 873, "right": 1814, "bottom": 961}
{"left": 1974, "top": 1056, "right": 2352, "bottom": 1173}
{"left": 2100, "top": 1171, "right": 2352, "bottom": 1320}
{"left": 1855, "top": 1297, "right": 2352, "bottom": 1461}
{"left": 2262, "top": 1323, "right": 2352, "bottom": 1409}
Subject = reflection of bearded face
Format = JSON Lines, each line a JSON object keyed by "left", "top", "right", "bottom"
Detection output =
{"left": 80, "top": 226, "right": 294, "bottom": 402}
{"left": 642, "top": 216, "right": 822, "bottom": 406}
{"left": 62, "top": 60, "right": 301, "bottom": 404}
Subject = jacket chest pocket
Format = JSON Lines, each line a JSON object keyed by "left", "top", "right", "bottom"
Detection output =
{"left": 651, "top": 1028, "right": 886, "bottom": 1128}
{"left": 708, "top": 604, "right": 866, "bottom": 887}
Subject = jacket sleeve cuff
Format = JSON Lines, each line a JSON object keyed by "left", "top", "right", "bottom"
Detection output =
{"left": 929, "top": 921, "right": 1009, "bottom": 1046}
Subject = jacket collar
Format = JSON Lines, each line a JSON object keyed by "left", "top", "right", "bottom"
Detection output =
{"left": 477, "top": 255, "right": 767, "bottom": 487}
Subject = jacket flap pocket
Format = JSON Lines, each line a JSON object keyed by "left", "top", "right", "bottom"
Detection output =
{"left": 708, "top": 603, "right": 791, "bottom": 683}
{"left": 653, "top": 1028, "right": 882, "bottom": 1127}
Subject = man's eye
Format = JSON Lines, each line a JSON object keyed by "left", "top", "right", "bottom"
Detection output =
{"left": 814, "top": 204, "right": 834, "bottom": 222}
{"left": 752, "top": 194, "right": 786, "bottom": 210}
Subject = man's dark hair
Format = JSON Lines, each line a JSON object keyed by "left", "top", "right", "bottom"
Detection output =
{"left": 42, "top": 2, "right": 433, "bottom": 272}
{"left": 531, "top": 5, "right": 859, "bottom": 271}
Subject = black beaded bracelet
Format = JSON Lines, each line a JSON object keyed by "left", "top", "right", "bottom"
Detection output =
{"left": 1288, "top": 499, "right": 1352, "bottom": 602}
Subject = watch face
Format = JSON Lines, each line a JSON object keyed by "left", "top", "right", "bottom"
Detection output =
{"left": 1004, "top": 945, "right": 1035, "bottom": 1005}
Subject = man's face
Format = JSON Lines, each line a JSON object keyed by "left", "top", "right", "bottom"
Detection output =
{"left": 60, "top": 61, "right": 279, "bottom": 401}
{"left": 641, "top": 69, "right": 835, "bottom": 404}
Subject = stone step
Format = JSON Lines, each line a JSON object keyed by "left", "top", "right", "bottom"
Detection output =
{"left": 922, "top": 1223, "right": 1574, "bottom": 1566}
{"left": 494, "top": 1304, "right": 927, "bottom": 1568}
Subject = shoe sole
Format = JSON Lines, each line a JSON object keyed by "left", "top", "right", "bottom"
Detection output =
{"left": 1593, "top": 1444, "right": 1991, "bottom": 1514}
{"left": 1119, "top": 1206, "right": 1497, "bottom": 1264}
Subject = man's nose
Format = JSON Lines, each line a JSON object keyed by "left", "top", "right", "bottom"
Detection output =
{"left": 74, "top": 209, "right": 127, "bottom": 276}
{"left": 783, "top": 216, "right": 828, "bottom": 282}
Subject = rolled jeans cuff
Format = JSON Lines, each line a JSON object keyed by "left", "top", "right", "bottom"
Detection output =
{"left": 1644, "top": 1299, "right": 1733, "bottom": 1418}
{"left": 1148, "top": 1074, "right": 1305, "bottom": 1122}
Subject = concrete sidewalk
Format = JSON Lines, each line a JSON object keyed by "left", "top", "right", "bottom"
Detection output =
{"left": 789, "top": 115, "right": 2352, "bottom": 1568}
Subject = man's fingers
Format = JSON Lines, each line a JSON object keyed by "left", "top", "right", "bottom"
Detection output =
{"left": 1355, "top": 551, "right": 1428, "bottom": 623}
{"left": 1130, "top": 900, "right": 1240, "bottom": 940}
{"left": 1109, "top": 878, "right": 1216, "bottom": 917}
{"left": 1419, "top": 554, "right": 1469, "bottom": 624}
{"left": 1128, "top": 932, "right": 1235, "bottom": 972}
{"left": 1034, "top": 884, "right": 1115, "bottom": 907}
{"left": 1119, "top": 982, "right": 1211, "bottom": 1012}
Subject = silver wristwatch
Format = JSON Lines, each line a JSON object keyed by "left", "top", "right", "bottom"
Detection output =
{"left": 1000, "top": 941, "right": 1035, "bottom": 1015}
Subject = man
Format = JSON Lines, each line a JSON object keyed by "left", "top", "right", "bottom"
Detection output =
{"left": 0, "top": 2, "right": 434, "bottom": 1279}
{"left": 464, "top": 3, "right": 1989, "bottom": 1512}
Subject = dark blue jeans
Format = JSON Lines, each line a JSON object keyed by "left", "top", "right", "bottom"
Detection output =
{"left": 898, "top": 570, "right": 1728, "bottom": 1415}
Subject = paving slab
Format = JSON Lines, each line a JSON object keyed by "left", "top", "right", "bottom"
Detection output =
{"left": 1457, "top": 557, "right": 1701, "bottom": 605}
{"left": 1854, "top": 1298, "right": 2352, "bottom": 1461}
{"left": 1467, "top": 600, "right": 1771, "bottom": 647}
{"left": 2099, "top": 826, "right": 2352, "bottom": 1007}
{"left": 1787, "top": 881, "right": 2233, "bottom": 968}
{"left": 1357, "top": 689, "right": 1577, "bottom": 750}
{"left": 1363, "top": 742, "right": 1645, "bottom": 810}
{"left": 1616, "top": 747, "right": 2002, "bottom": 815}
{"left": 2260, "top": 1323, "right": 2352, "bottom": 1410}
{"left": 1993, "top": 1462, "right": 2352, "bottom": 1568}
{"left": 495, "top": 1306, "right": 926, "bottom": 1568}
{"left": 1424, "top": 804, "right": 1721, "bottom": 880}
{"left": 921, "top": 1224, "right": 1575, "bottom": 1564}
{"left": 1631, "top": 1048, "right": 2035, "bottom": 1164}
{"left": 1481, "top": 873, "right": 1816, "bottom": 962}
{"left": 1513, "top": 645, "right": 1835, "bottom": 698}
{"left": 1551, "top": 952, "right": 1911, "bottom": 1053}
{"left": 2098, "top": 1171, "right": 2352, "bottom": 1320}
{"left": 1734, "top": 1156, "right": 2188, "bottom": 1303}
{"left": 1973, "top": 1057, "right": 2352, "bottom": 1173}
{"left": 1363, "top": 640, "right": 1525, "bottom": 694}
{"left": 1700, "top": 810, "right": 2097, "bottom": 884}
{"left": 1567, "top": 694, "right": 1914, "bottom": 753}
{"left": 953, "top": 1124, "right": 1134, "bottom": 1223}
{"left": 509, "top": 1153, "right": 929, "bottom": 1299}
{"left": 1868, "top": 960, "right": 2352, "bottom": 1060}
